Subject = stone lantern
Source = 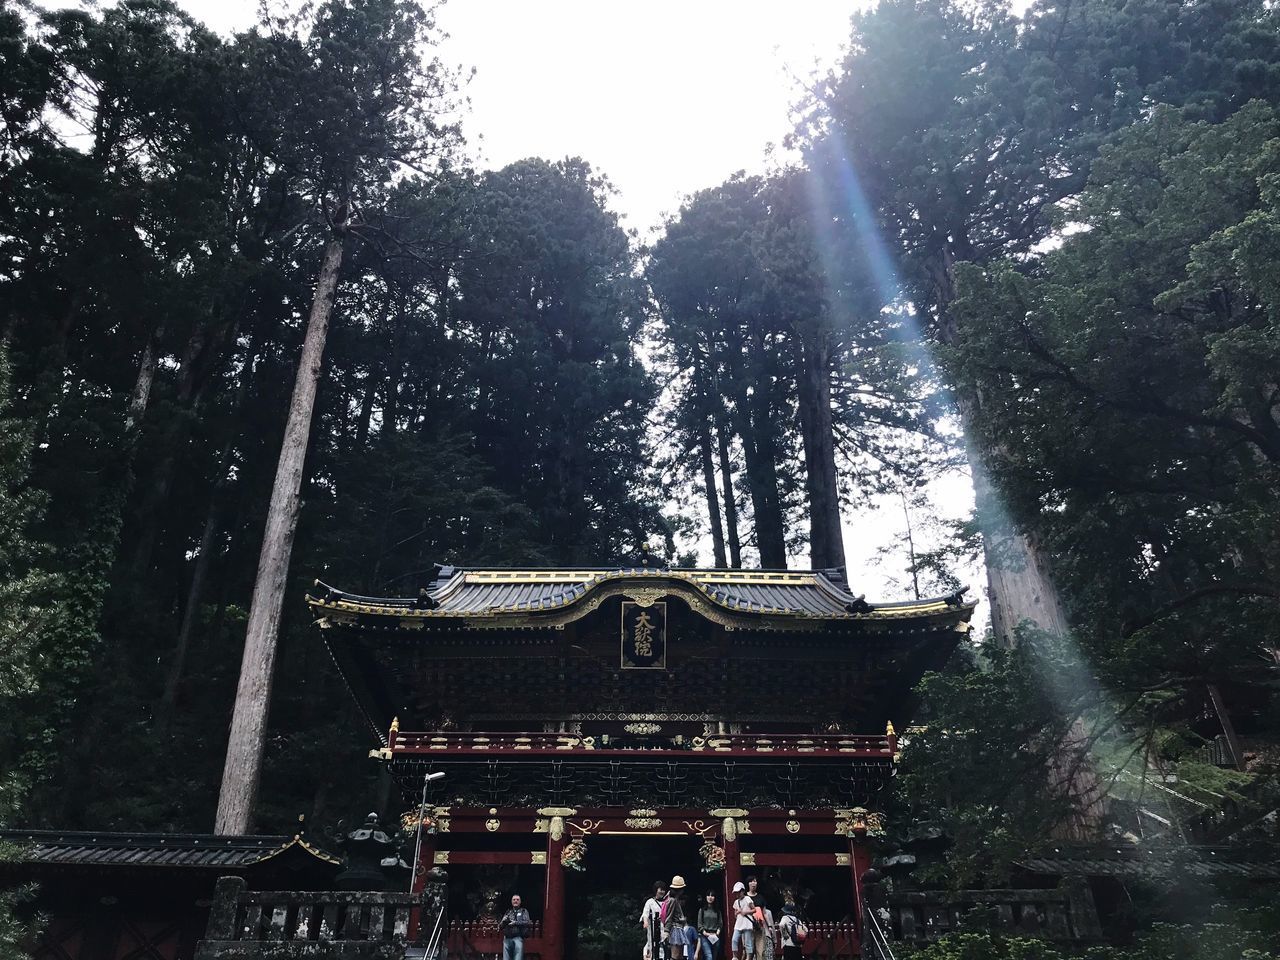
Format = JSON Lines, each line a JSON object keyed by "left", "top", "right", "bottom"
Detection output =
{"left": 335, "top": 813, "right": 409, "bottom": 890}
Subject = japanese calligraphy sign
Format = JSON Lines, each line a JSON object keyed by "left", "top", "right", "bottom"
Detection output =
{"left": 620, "top": 601, "right": 667, "bottom": 669}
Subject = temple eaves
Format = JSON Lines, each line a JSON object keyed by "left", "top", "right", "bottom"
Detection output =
{"left": 306, "top": 565, "right": 977, "bottom": 633}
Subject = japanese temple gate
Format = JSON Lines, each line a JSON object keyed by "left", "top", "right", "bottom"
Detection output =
{"left": 308, "top": 565, "right": 976, "bottom": 960}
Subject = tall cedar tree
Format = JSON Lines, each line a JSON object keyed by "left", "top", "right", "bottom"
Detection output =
{"left": 816, "top": 0, "right": 1280, "bottom": 640}
{"left": 451, "top": 158, "right": 661, "bottom": 563}
{"left": 650, "top": 172, "right": 946, "bottom": 570}
{"left": 949, "top": 102, "right": 1279, "bottom": 819}
{"left": 215, "top": 0, "right": 462, "bottom": 834}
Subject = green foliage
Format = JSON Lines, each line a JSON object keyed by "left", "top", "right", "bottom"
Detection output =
{"left": 894, "top": 635, "right": 1080, "bottom": 887}
{"left": 0, "top": 343, "right": 107, "bottom": 797}
{"left": 0, "top": 872, "right": 40, "bottom": 960}
{"left": 0, "top": 345, "right": 86, "bottom": 955}
{"left": 0, "top": 0, "right": 670, "bottom": 836}
{"left": 649, "top": 170, "right": 951, "bottom": 566}
{"left": 1107, "top": 920, "right": 1277, "bottom": 960}
{"left": 450, "top": 157, "right": 662, "bottom": 562}
{"left": 816, "top": 0, "right": 1280, "bottom": 323}
{"left": 900, "top": 933, "right": 1071, "bottom": 960}
{"left": 576, "top": 892, "right": 641, "bottom": 960}
{"left": 948, "top": 99, "right": 1280, "bottom": 828}
{"left": 897, "top": 917, "right": 1280, "bottom": 960}
{"left": 816, "top": 0, "right": 1280, "bottom": 861}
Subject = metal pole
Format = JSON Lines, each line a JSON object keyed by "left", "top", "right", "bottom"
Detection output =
{"left": 410, "top": 771, "right": 446, "bottom": 892}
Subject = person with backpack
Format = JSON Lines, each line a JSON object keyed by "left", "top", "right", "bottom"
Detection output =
{"left": 778, "top": 903, "right": 806, "bottom": 960}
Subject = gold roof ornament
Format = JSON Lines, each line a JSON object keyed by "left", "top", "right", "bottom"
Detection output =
{"left": 886, "top": 720, "right": 896, "bottom": 737}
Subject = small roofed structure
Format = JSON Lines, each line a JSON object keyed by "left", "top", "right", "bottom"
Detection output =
{"left": 3, "top": 829, "right": 341, "bottom": 876}
{"left": 0, "top": 829, "right": 342, "bottom": 960}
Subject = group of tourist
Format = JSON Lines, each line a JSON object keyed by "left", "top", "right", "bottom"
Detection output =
{"left": 641, "top": 876, "right": 806, "bottom": 960}
{"left": 495, "top": 876, "right": 808, "bottom": 960}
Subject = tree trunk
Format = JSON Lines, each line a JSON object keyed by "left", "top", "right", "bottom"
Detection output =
{"left": 930, "top": 243, "right": 1067, "bottom": 643}
{"left": 715, "top": 410, "right": 742, "bottom": 568}
{"left": 932, "top": 240, "right": 1095, "bottom": 835}
{"left": 747, "top": 331, "right": 788, "bottom": 567}
{"left": 214, "top": 230, "right": 346, "bottom": 835}
{"left": 156, "top": 335, "right": 264, "bottom": 725}
{"left": 795, "top": 330, "right": 845, "bottom": 570}
{"left": 900, "top": 492, "right": 921, "bottom": 600}
{"left": 384, "top": 298, "right": 403, "bottom": 438}
{"left": 958, "top": 390, "right": 1069, "bottom": 643}
{"left": 155, "top": 494, "right": 222, "bottom": 732}
{"left": 697, "top": 415, "right": 727, "bottom": 567}
{"left": 719, "top": 334, "right": 787, "bottom": 567}
{"left": 125, "top": 310, "right": 239, "bottom": 577}
{"left": 733, "top": 404, "right": 787, "bottom": 568}
{"left": 354, "top": 369, "right": 378, "bottom": 450}
{"left": 126, "top": 327, "right": 162, "bottom": 433}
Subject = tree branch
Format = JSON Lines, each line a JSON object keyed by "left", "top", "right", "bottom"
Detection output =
{"left": 1122, "top": 583, "right": 1280, "bottom": 637}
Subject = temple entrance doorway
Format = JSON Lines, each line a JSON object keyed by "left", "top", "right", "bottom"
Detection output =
{"left": 566, "top": 835, "right": 707, "bottom": 960}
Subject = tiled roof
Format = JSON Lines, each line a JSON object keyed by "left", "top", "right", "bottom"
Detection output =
{"left": 1019, "top": 843, "right": 1280, "bottom": 880}
{"left": 307, "top": 566, "right": 975, "bottom": 626}
{"left": 0, "top": 830, "right": 341, "bottom": 870}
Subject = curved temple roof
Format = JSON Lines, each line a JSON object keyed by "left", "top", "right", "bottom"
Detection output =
{"left": 0, "top": 829, "right": 341, "bottom": 871}
{"left": 307, "top": 566, "right": 976, "bottom": 631}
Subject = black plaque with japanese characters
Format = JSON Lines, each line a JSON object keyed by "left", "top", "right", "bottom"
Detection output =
{"left": 620, "top": 601, "right": 667, "bottom": 669}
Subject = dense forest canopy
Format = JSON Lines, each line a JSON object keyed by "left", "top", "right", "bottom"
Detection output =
{"left": 1, "top": 0, "right": 1278, "bottom": 951}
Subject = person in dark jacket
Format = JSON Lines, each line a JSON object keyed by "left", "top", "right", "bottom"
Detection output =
{"left": 499, "top": 894, "right": 533, "bottom": 960}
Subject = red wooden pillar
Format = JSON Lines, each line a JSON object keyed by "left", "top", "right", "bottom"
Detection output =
{"left": 544, "top": 816, "right": 567, "bottom": 960}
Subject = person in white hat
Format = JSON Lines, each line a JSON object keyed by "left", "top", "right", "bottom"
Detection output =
{"left": 664, "top": 875, "right": 690, "bottom": 959}
{"left": 731, "top": 881, "right": 754, "bottom": 960}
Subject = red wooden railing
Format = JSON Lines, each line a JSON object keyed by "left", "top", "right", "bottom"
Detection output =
{"left": 798, "top": 921, "right": 861, "bottom": 959}
{"left": 447, "top": 920, "right": 545, "bottom": 959}
{"left": 445, "top": 921, "right": 855, "bottom": 960}
{"left": 390, "top": 731, "right": 896, "bottom": 759}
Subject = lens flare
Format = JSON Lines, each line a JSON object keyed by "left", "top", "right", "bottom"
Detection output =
{"left": 798, "top": 133, "right": 1236, "bottom": 891}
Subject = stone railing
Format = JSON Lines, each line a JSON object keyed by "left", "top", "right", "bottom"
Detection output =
{"left": 195, "top": 876, "right": 448, "bottom": 959}
{"left": 862, "top": 879, "right": 1102, "bottom": 951}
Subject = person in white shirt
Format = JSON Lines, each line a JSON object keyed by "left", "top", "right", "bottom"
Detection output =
{"left": 778, "top": 902, "right": 804, "bottom": 960}
{"left": 730, "top": 880, "right": 754, "bottom": 960}
{"left": 640, "top": 880, "right": 668, "bottom": 960}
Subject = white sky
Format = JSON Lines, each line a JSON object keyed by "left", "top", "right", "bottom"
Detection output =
{"left": 186, "top": 1, "right": 857, "bottom": 233}
{"left": 158, "top": 0, "right": 984, "bottom": 610}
